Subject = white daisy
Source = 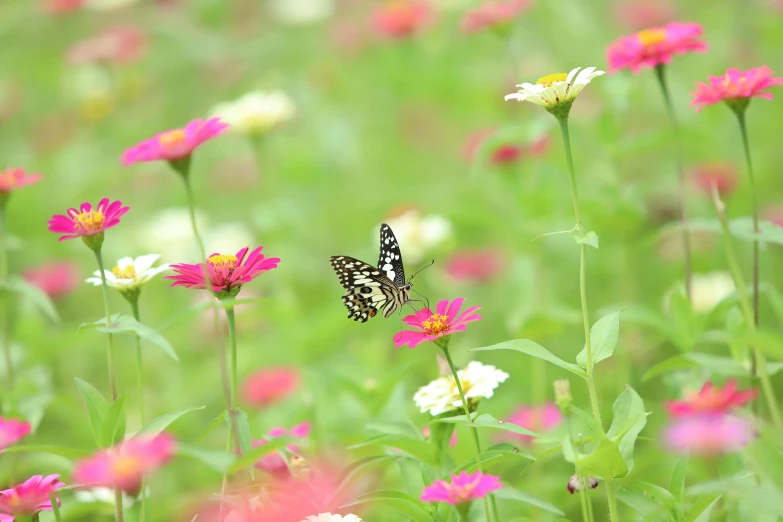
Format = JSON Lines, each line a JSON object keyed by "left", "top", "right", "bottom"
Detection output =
{"left": 504, "top": 66, "right": 605, "bottom": 110}
{"left": 414, "top": 361, "right": 509, "bottom": 416}
{"left": 300, "top": 514, "right": 363, "bottom": 522}
{"left": 86, "top": 254, "right": 169, "bottom": 294}
{"left": 379, "top": 209, "right": 452, "bottom": 265}
{"left": 211, "top": 91, "right": 296, "bottom": 136}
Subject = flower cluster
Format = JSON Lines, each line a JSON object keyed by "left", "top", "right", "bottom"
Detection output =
{"left": 254, "top": 421, "right": 311, "bottom": 474}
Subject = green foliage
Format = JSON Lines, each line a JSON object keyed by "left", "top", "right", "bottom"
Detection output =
{"left": 79, "top": 314, "right": 179, "bottom": 361}
{"left": 474, "top": 340, "right": 587, "bottom": 378}
{"left": 576, "top": 310, "right": 621, "bottom": 369}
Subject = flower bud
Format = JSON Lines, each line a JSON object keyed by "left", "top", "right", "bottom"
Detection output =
{"left": 567, "top": 474, "right": 599, "bottom": 494}
{"left": 553, "top": 379, "right": 572, "bottom": 417}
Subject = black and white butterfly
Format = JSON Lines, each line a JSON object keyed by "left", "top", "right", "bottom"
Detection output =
{"left": 330, "top": 224, "right": 413, "bottom": 322}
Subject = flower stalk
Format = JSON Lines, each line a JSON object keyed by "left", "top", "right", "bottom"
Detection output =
{"left": 93, "top": 248, "right": 119, "bottom": 401}
{"left": 127, "top": 296, "right": 147, "bottom": 522}
{"left": 605, "top": 479, "right": 619, "bottom": 522}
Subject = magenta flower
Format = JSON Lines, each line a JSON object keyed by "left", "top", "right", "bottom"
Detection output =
{"left": 0, "top": 475, "right": 65, "bottom": 519}
{"left": 0, "top": 168, "right": 43, "bottom": 194}
{"left": 499, "top": 403, "right": 562, "bottom": 445}
{"left": 121, "top": 117, "right": 229, "bottom": 167}
{"left": 0, "top": 418, "right": 31, "bottom": 451}
{"left": 444, "top": 248, "right": 506, "bottom": 283}
{"left": 253, "top": 421, "right": 311, "bottom": 474}
{"left": 663, "top": 414, "right": 755, "bottom": 455}
{"left": 371, "top": 0, "right": 432, "bottom": 40}
{"left": 242, "top": 366, "right": 299, "bottom": 407}
{"left": 47, "top": 198, "right": 129, "bottom": 242}
{"left": 460, "top": 0, "right": 532, "bottom": 35}
{"left": 667, "top": 380, "right": 757, "bottom": 417}
{"left": 393, "top": 298, "right": 482, "bottom": 349}
{"left": 690, "top": 66, "right": 783, "bottom": 111}
{"left": 166, "top": 246, "right": 280, "bottom": 296}
{"left": 22, "top": 261, "right": 81, "bottom": 299}
{"left": 421, "top": 471, "right": 503, "bottom": 505}
{"left": 606, "top": 22, "right": 707, "bottom": 74}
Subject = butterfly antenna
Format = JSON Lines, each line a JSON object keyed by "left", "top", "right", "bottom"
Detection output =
{"left": 411, "top": 288, "right": 430, "bottom": 311}
{"left": 408, "top": 259, "right": 435, "bottom": 283}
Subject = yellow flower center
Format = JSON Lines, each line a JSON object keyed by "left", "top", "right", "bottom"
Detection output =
{"left": 451, "top": 378, "right": 472, "bottom": 396}
{"left": 637, "top": 28, "right": 666, "bottom": 46}
{"left": 73, "top": 210, "right": 105, "bottom": 232}
{"left": 207, "top": 254, "right": 238, "bottom": 270}
{"left": 0, "top": 170, "right": 17, "bottom": 187}
{"left": 158, "top": 129, "right": 186, "bottom": 149}
{"left": 112, "top": 264, "right": 137, "bottom": 279}
{"left": 422, "top": 313, "right": 450, "bottom": 336}
{"left": 535, "top": 73, "right": 568, "bottom": 87}
{"left": 112, "top": 455, "right": 142, "bottom": 479}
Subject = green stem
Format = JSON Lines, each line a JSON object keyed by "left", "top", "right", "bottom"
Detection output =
{"left": 219, "top": 304, "right": 241, "bottom": 520}
{"left": 114, "top": 488, "right": 125, "bottom": 522}
{"left": 128, "top": 298, "right": 146, "bottom": 522}
{"left": 94, "top": 249, "right": 118, "bottom": 401}
{"left": 440, "top": 346, "right": 493, "bottom": 522}
{"left": 557, "top": 117, "right": 602, "bottom": 428}
{"left": 50, "top": 491, "right": 63, "bottom": 522}
{"left": 578, "top": 476, "right": 590, "bottom": 522}
{"left": 182, "top": 176, "right": 206, "bottom": 261}
{"left": 586, "top": 485, "right": 596, "bottom": 522}
{"left": 0, "top": 203, "right": 13, "bottom": 390}
{"left": 654, "top": 64, "right": 693, "bottom": 300}
{"left": 605, "top": 479, "right": 619, "bottom": 522}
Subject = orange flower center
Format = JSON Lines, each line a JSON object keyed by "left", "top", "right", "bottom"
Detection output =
{"left": 0, "top": 169, "right": 18, "bottom": 188}
{"left": 536, "top": 73, "right": 568, "bottom": 87}
{"left": 637, "top": 28, "right": 666, "bottom": 46}
{"left": 207, "top": 254, "right": 238, "bottom": 271}
{"left": 112, "top": 455, "right": 142, "bottom": 479}
{"left": 422, "top": 313, "right": 450, "bottom": 336}
{"left": 688, "top": 388, "right": 725, "bottom": 411}
{"left": 158, "top": 129, "right": 186, "bottom": 150}
{"left": 73, "top": 210, "right": 105, "bottom": 232}
{"left": 112, "top": 264, "right": 137, "bottom": 279}
{"left": 451, "top": 377, "right": 472, "bottom": 396}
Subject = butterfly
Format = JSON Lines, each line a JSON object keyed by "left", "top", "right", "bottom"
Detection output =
{"left": 330, "top": 224, "right": 413, "bottom": 322}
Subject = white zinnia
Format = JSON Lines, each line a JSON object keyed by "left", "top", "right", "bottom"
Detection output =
{"left": 688, "top": 271, "right": 735, "bottom": 314}
{"left": 414, "top": 361, "right": 509, "bottom": 416}
{"left": 300, "top": 514, "right": 363, "bottom": 522}
{"left": 268, "top": 0, "right": 334, "bottom": 25}
{"left": 379, "top": 210, "right": 452, "bottom": 265}
{"left": 86, "top": 254, "right": 169, "bottom": 293}
{"left": 504, "top": 66, "right": 605, "bottom": 108}
{"left": 211, "top": 91, "right": 296, "bottom": 136}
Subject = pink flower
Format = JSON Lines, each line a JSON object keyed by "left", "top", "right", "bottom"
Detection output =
{"left": 22, "top": 261, "right": 81, "bottom": 299}
{"left": 499, "top": 403, "right": 562, "bottom": 445}
{"left": 393, "top": 298, "right": 482, "bottom": 349}
{"left": 73, "top": 434, "right": 175, "bottom": 493}
{"left": 47, "top": 198, "right": 130, "bottom": 242}
{"left": 41, "top": 0, "right": 84, "bottom": 14}
{"left": 691, "top": 162, "right": 738, "bottom": 197}
{"left": 371, "top": 0, "right": 432, "bottom": 39}
{"left": 567, "top": 474, "right": 599, "bottom": 494}
{"left": 253, "top": 422, "right": 311, "bottom": 474}
{"left": 0, "top": 418, "right": 31, "bottom": 451}
{"left": 262, "top": 466, "right": 353, "bottom": 521}
{"left": 690, "top": 66, "right": 783, "bottom": 111}
{"left": 613, "top": 0, "right": 675, "bottom": 30}
{"left": 464, "top": 129, "right": 550, "bottom": 166}
{"left": 0, "top": 168, "right": 43, "bottom": 194}
{"left": 242, "top": 367, "right": 299, "bottom": 407}
{"left": 420, "top": 471, "right": 503, "bottom": 504}
{"left": 422, "top": 426, "right": 458, "bottom": 446}
{"left": 121, "top": 117, "right": 229, "bottom": 166}
{"left": 67, "top": 26, "right": 147, "bottom": 66}
{"left": 460, "top": 0, "right": 532, "bottom": 35}
{"left": 666, "top": 380, "right": 757, "bottom": 417}
{"left": 606, "top": 22, "right": 707, "bottom": 74}
{"left": 0, "top": 475, "right": 65, "bottom": 519}
{"left": 663, "top": 414, "right": 755, "bottom": 455}
{"left": 166, "top": 246, "right": 280, "bottom": 296}
{"left": 444, "top": 248, "right": 506, "bottom": 283}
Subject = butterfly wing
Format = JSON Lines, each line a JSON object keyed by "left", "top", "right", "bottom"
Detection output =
{"left": 378, "top": 223, "right": 406, "bottom": 287}
{"left": 330, "top": 256, "right": 399, "bottom": 322}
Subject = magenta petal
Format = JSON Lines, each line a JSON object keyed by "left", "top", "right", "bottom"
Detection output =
{"left": 445, "top": 297, "right": 466, "bottom": 320}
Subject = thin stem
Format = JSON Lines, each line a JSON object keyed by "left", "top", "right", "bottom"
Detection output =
{"left": 654, "top": 64, "right": 692, "bottom": 300}
{"left": 0, "top": 203, "right": 13, "bottom": 390}
{"left": 557, "top": 117, "right": 602, "bottom": 428}
{"left": 129, "top": 299, "right": 146, "bottom": 522}
{"left": 578, "top": 476, "right": 590, "bottom": 522}
{"left": 114, "top": 489, "right": 125, "bottom": 522}
{"left": 605, "top": 479, "right": 619, "bottom": 522}
{"left": 586, "top": 486, "right": 596, "bottom": 522}
{"left": 50, "top": 492, "right": 63, "bottom": 522}
{"left": 440, "top": 346, "right": 493, "bottom": 522}
{"left": 94, "top": 249, "right": 118, "bottom": 401}
{"left": 182, "top": 176, "right": 206, "bottom": 261}
{"left": 220, "top": 304, "right": 242, "bottom": 520}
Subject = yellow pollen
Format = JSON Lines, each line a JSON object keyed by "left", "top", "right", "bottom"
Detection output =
{"left": 158, "top": 129, "right": 186, "bottom": 147}
{"left": 637, "top": 28, "right": 666, "bottom": 46}
{"left": 73, "top": 210, "right": 105, "bottom": 232}
{"left": 0, "top": 170, "right": 16, "bottom": 187}
{"left": 207, "top": 254, "right": 238, "bottom": 270}
{"left": 112, "top": 455, "right": 142, "bottom": 478}
{"left": 422, "top": 313, "right": 449, "bottom": 336}
{"left": 112, "top": 264, "right": 137, "bottom": 279}
{"left": 535, "top": 73, "right": 568, "bottom": 87}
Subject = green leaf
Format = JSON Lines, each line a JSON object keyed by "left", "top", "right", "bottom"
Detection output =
{"left": 456, "top": 443, "right": 535, "bottom": 473}
{"left": 606, "top": 385, "right": 647, "bottom": 475}
{"left": 669, "top": 454, "right": 689, "bottom": 506}
{"left": 195, "top": 410, "right": 227, "bottom": 443}
{"left": 157, "top": 297, "right": 267, "bottom": 331}
{"left": 74, "top": 378, "right": 109, "bottom": 448}
{"left": 669, "top": 292, "right": 701, "bottom": 351}
{"left": 87, "top": 315, "right": 179, "bottom": 362}
{"left": 177, "top": 443, "right": 235, "bottom": 472}
{"left": 100, "top": 394, "right": 127, "bottom": 447}
{"left": 434, "top": 413, "right": 538, "bottom": 438}
{"left": 570, "top": 406, "right": 606, "bottom": 441}
{"left": 577, "top": 438, "right": 628, "bottom": 479}
{"left": 494, "top": 487, "right": 565, "bottom": 515}
{"left": 533, "top": 226, "right": 578, "bottom": 241}
{"left": 340, "top": 490, "right": 434, "bottom": 522}
{"left": 630, "top": 480, "right": 677, "bottom": 509}
{"left": 577, "top": 311, "right": 621, "bottom": 369}
{"left": 1, "top": 275, "right": 60, "bottom": 323}
{"left": 233, "top": 409, "right": 253, "bottom": 457}
{"left": 135, "top": 406, "right": 205, "bottom": 438}
{"left": 744, "top": 426, "right": 783, "bottom": 492}
{"left": 473, "top": 340, "right": 587, "bottom": 378}
{"left": 337, "top": 456, "right": 396, "bottom": 495}
{"left": 574, "top": 231, "right": 599, "bottom": 249}
{"left": 348, "top": 434, "right": 437, "bottom": 464}
{"left": 684, "top": 495, "right": 722, "bottom": 522}
{"left": 616, "top": 489, "right": 669, "bottom": 522}
{"left": 1, "top": 445, "right": 91, "bottom": 459}
{"left": 227, "top": 436, "right": 291, "bottom": 473}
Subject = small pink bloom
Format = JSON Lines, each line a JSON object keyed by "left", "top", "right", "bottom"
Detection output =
{"left": 0, "top": 418, "right": 31, "bottom": 451}
{"left": 422, "top": 426, "right": 458, "bottom": 446}
{"left": 464, "top": 129, "right": 549, "bottom": 166}
{"left": 460, "top": 0, "right": 532, "bottom": 35}
{"left": 691, "top": 162, "right": 738, "bottom": 197}
{"left": 500, "top": 403, "right": 562, "bottom": 445}
{"left": 67, "top": 26, "right": 147, "bottom": 66}
{"left": 690, "top": 66, "right": 783, "bottom": 111}
{"left": 73, "top": 434, "right": 175, "bottom": 493}
{"left": 47, "top": 198, "right": 130, "bottom": 242}
{"left": 371, "top": 0, "right": 432, "bottom": 39}
{"left": 41, "top": 0, "right": 84, "bottom": 14}
{"left": 606, "top": 22, "right": 707, "bottom": 74}
{"left": 444, "top": 248, "right": 506, "bottom": 283}
{"left": 289, "top": 421, "right": 312, "bottom": 438}
{"left": 663, "top": 414, "right": 755, "bottom": 455}
{"left": 121, "top": 117, "right": 229, "bottom": 166}
{"left": 393, "top": 298, "right": 482, "bottom": 350}
{"left": 0, "top": 168, "right": 43, "bottom": 193}
{"left": 262, "top": 467, "right": 351, "bottom": 520}
{"left": 242, "top": 367, "right": 299, "bottom": 407}
{"left": 253, "top": 422, "right": 311, "bottom": 474}
{"left": 421, "top": 471, "right": 503, "bottom": 504}
{"left": 22, "top": 261, "right": 81, "bottom": 299}
{"left": 0, "top": 475, "right": 65, "bottom": 518}
{"left": 666, "top": 380, "right": 757, "bottom": 417}
{"left": 166, "top": 246, "right": 280, "bottom": 295}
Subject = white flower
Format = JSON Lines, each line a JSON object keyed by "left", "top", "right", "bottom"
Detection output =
{"left": 414, "top": 361, "right": 509, "bottom": 416}
{"left": 688, "top": 271, "right": 735, "bottom": 314}
{"left": 86, "top": 254, "right": 169, "bottom": 293}
{"left": 300, "top": 514, "right": 363, "bottom": 522}
{"left": 504, "top": 66, "right": 605, "bottom": 108}
{"left": 268, "top": 0, "right": 334, "bottom": 25}
{"left": 211, "top": 91, "right": 296, "bottom": 136}
{"left": 380, "top": 210, "right": 452, "bottom": 265}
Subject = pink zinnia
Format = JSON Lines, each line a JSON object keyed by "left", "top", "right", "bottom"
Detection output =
{"left": 421, "top": 471, "right": 502, "bottom": 505}
{"left": 67, "top": 26, "right": 147, "bottom": 66}
{"left": 691, "top": 162, "right": 738, "bottom": 197}
{"left": 121, "top": 117, "right": 229, "bottom": 167}
{"left": 166, "top": 246, "right": 280, "bottom": 296}
{"left": 460, "top": 0, "right": 532, "bottom": 35}
{"left": 666, "top": 380, "right": 757, "bottom": 417}
{"left": 663, "top": 414, "right": 755, "bottom": 455}
{"left": 0, "top": 418, "right": 31, "bottom": 451}
{"left": 371, "top": 0, "right": 432, "bottom": 39}
{"left": 22, "top": 261, "right": 81, "bottom": 299}
{"left": 393, "top": 298, "right": 482, "bottom": 349}
{"left": 253, "top": 421, "right": 311, "bottom": 473}
{"left": 444, "top": 248, "right": 505, "bottom": 283}
{"left": 0, "top": 475, "right": 65, "bottom": 519}
{"left": 47, "top": 198, "right": 129, "bottom": 242}
{"left": 606, "top": 22, "right": 707, "bottom": 74}
{"left": 242, "top": 366, "right": 299, "bottom": 407}
{"left": 690, "top": 66, "right": 783, "bottom": 112}
{"left": 500, "top": 403, "right": 562, "bottom": 445}
{"left": 0, "top": 168, "right": 43, "bottom": 194}
{"left": 73, "top": 434, "right": 175, "bottom": 493}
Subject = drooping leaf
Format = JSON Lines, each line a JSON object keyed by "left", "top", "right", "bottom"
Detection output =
{"left": 340, "top": 490, "right": 434, "bottom": 522}
{"left": 87, "top": 315, "right": 179, "bottom": 361}
{"left": 74, "top": 378, "right": 109, "bottom": 448}
{"left": 1, "top": 275, "right": 60, "bottom": 323}
{"left": 606, "top": 386, "right": 648, "bottom": 475}
{"left": 473, "top": 340, "right": 587, "bottom": 378}
{"left": 135, "top": 406, "right": 205, "bottom": 438}
{"left": 574, "top": 231, "right": 599, "bottom": 249}
{"left": 194, "top": 410, "right": 227, "bottom": 443}
{"left": 434, "top": 413, "right": 538, "bottom": 438}
{"left": 494, "top": 487, "right": 565, "bottom": 515}
{"left": 576, "top": 311, "right": 621, "bottom": 369}
{"left": 533, "top": 226, "right": 578, "bottom": 241}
